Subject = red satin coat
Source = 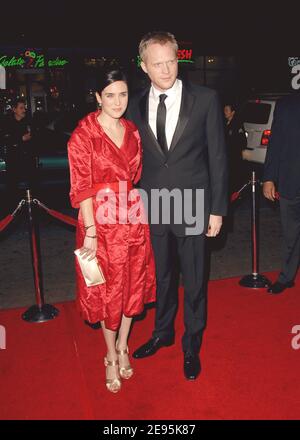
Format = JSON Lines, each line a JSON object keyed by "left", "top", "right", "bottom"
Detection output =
{"left": 68, "top": 111, "right": 156, "bottom": 330}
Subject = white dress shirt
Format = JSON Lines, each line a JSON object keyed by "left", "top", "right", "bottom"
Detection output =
{"left": 148, "top": 79, "right": 182, "bottom": 149}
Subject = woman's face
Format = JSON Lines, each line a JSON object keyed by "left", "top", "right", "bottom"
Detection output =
{"left": 96, "top": 80, "right": 128, "bottom": 119}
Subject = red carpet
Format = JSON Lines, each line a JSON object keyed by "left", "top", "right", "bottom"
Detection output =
{"left": 0, "top": 272, "right": 300, "bottom": 420}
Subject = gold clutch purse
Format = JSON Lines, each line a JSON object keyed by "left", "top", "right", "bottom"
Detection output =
{"left": 74, "top": 249, "right": 106, "bottom": 287}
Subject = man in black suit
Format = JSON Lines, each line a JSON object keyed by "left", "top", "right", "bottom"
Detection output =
{"left": 263, "top": 93, "right": 300, "bottom": 294}
{"left": 127, "top": 31, "right": 228, "bottom": 380}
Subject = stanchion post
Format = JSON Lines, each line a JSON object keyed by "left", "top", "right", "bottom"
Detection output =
{"left": 239, "top": 170, "right": 271, "bottom": 288}
{"left": 22, "top": 189, "right": 59, "bottom": 323}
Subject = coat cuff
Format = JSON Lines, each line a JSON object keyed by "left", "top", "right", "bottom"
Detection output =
{"left": 70, "top": 187, "right": 98, "bottom": 208}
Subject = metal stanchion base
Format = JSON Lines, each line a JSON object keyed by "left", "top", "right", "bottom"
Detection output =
{"left": 239, "top": 274, "right": 271, "bottom": 288}
{"left": 22, "top": 304, "right": 59, "bottom": 323}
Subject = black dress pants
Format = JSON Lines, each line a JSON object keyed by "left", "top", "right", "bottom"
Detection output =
{"left": 151, "top": 229, "right": 207, "bottom": 354}
{"left": 278, "top": 195, "right": 300, "bottom": 284}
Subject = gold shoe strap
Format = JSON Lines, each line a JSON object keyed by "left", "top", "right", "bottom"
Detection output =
{"left": 104, "top": 357, "right": 119, "bottom": 367}
{"left": 120, "top": 365, "right": 133, "bottom": 372}
{"left": 106, "top": 378, "right": 121, "bottom": 385}
{"left": 116, "top": 347, "right": 129, "bottom": 355}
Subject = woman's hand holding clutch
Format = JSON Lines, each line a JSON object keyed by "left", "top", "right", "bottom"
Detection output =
{"left": 74, "top": 232, "right": 105, "bottom": 287}
{"left": 79, "top": 226, "right": 98, "bottom": 261}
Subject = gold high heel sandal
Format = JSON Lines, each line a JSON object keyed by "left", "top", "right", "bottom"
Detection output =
{"left": 104, "top": 357, "right": 121, "bottom": 393}
{"left": 116, "top": 345, "right": 134, "bottom": 380}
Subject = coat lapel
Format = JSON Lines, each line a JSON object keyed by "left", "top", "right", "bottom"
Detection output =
{"left": 168, "top": 83, "right": 195, "bottom": 155}
{"left": 93, "top": 112, "right": 130, "bottom": 174}
{"left": 139, "top": 90, "right": 167, "bottom": 160}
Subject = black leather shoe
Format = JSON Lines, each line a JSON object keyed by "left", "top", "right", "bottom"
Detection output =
{"left": 132, "top": 337, "right": 174, "bottom": 359}
{"left": 267, "top": 280, "right": 295, "bottom": 294}
{"left": 183, "top": 352, "right": 201, "bottom": 380}
{"left": 84, "top": 320, "right": 101, "bottom": 330}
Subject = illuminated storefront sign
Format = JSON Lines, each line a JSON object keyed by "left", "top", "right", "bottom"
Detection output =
{"left": 177, "top": 49, "right": 193, "bottom": 63}
{"left": 0, "top": 50, "right": 69, "bottom": 69}
{"left": 137, "top": 49, "right": 194, "bottom": 67}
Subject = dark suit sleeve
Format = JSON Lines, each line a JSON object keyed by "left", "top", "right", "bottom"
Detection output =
{"left": 1, "top": 118, "right": 24, "bottom": 146}
{"left": 238, "top": 124, "right": 248, "bottom": 150}
{"left": 263, "top": 101, "right": 283, "bottom": 184}
{"left": 206, "top": 91, "right": 228, "bottom": 216}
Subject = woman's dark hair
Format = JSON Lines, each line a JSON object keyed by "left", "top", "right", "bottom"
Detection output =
{"left": 95, "top": 68, "right": 128, "bottom": 95}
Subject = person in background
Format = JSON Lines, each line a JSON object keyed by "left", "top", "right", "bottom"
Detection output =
{"left": 1, "top": 98, "right": 36, "bottom": 209}
{"left": 224, "top": 103, "right": 247, "bottom": 195}
{"left": 263, "top": 93, "right": 300, "bottom": 294}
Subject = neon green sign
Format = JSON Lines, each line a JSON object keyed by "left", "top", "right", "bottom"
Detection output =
{"left": 0, "top": 50, "right": 69, "bottom": 69}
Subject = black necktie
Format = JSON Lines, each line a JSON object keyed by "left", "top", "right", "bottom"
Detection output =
{"left": 156, "top": 93, "right": 168, "bottom": 155}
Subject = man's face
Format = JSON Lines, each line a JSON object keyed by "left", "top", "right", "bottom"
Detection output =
{"left": 141, "top": 42, "right": 178, "bottom": 91}
{"left": 13, "top": 103, "right": 26, "bottom": 120}
{"left": 224, "top": 106, "right": 235, "bottom": 121}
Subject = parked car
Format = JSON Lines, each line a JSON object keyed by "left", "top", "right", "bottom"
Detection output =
{"left": 241, "top": 93, "right": 290, "bottom": 164}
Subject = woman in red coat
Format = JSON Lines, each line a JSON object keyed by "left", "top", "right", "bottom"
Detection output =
{"left": 67, "top": 69, "right": 156, "bottom": 393}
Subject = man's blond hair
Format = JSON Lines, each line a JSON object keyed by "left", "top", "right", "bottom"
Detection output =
{"left": 139, "top": 31, "right": 178, "bottom": 61}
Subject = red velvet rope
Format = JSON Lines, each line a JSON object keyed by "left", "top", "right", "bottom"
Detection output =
{"left": 46, "top": 208, "right": 77, "bottom": 227}
{"left": 0, "top": 214, "right": 14, "bottom": 232}
{"left": 230, "top": 192, "right": 240, "bottom": 203}
{"left": 1, "top": 189, "right": 279, "bottom": 233}
{"left": 36, "top": 203, "right": 77, "bottom": 227}
{"left": 230, "top": 187, "right": 280, "bottom": 204}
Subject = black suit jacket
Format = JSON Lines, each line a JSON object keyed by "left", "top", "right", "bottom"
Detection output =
{"left": 263, "top": 93, "right": 300, "bottom": 199}
{"left": 127, "top": 80, "right": 228, "bottom": 236}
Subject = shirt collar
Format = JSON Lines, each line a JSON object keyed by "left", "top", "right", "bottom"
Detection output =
{"left": 150, "top": 79, "right": 181, "bottom": 101}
